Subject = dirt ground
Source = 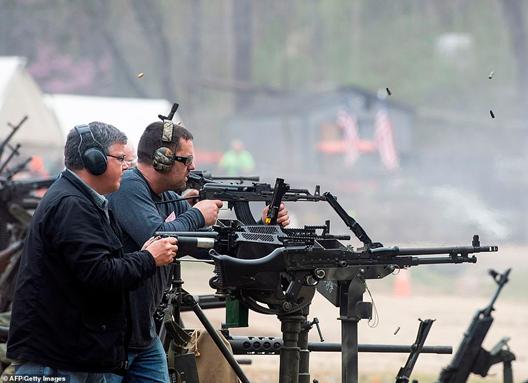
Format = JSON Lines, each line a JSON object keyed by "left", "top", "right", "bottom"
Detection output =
{"left": 178, "top": 245, "right": 527, "bottom": 383}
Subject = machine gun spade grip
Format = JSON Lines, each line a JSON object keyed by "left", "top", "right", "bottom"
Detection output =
{"left": 264, "top": 178, "right": 289, "bottom": 225}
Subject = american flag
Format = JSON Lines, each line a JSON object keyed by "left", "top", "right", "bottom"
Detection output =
{"left": 374, "top": 106, "right": 399, "bottom": 170}
{"left": 337, "top": 109, "right": 360, "bottom": 167}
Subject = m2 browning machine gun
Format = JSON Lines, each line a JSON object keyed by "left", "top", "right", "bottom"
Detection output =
{"left": 158, "top": 191, "right": 498, "bottom": 383}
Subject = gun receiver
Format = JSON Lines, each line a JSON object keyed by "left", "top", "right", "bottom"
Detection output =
{"left": 184, "top": 172, "right": 326, "bottom": 224}
{"left": 183, "top": 174, "right": 380, "bottom": 249}
{"left": 187, "top": 170, "right": 260, "bottom": 188}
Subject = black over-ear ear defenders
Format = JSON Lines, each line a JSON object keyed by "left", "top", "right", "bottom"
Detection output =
{"left": 74, "top": 124, "right": 107, "bottom": 176}
{"left": 152, "top": 103, "right": 180, "bottom": 173}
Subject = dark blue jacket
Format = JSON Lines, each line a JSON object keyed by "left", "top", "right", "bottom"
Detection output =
{"left": 7, "top": 170, "right": 156, "bottom": 372}
{"left": 107, "top": 168, "right": 205, "bottom": 350}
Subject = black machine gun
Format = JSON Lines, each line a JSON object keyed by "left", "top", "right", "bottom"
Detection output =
{"left": 207, "top": 224, "right": 495, "bottom": 316}
{"left": 158, "top": 218, "right": 497, "bottom": 383}
{"left": 0, "top": 176, "right": 55, "bottom": 250}
{"left": 185, "top": 174, "right": 382, "bottom": 248}
{"left": 185, "top": 172, "right": 326, "bottom": 224}
{"left": 0, "top": 116, "right": 56, "bottom": 313}
{"left": 437, "top": 268, "right": 515, "bottom": 383}
{"left": 157, "top": 184, "right": 498, "bottom": 318}
{"left": 0, "top": 177, "right": 55, "bottom": 206}
{"left": 0, "top": 116, "right": 56, "bottom": 250}
{"left": 158, "top": 184, "right": 498, "bottom": 383}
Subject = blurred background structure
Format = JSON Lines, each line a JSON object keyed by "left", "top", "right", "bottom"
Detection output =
{"left": 2, "top": 0, "right": 527, "bottom": 245}
{"left": 1, "top": 1, "right": 528, "bottom": 378}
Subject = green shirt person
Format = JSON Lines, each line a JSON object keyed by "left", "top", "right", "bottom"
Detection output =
{"left": 219, "top": 140, "right": 255, "bottom": 176}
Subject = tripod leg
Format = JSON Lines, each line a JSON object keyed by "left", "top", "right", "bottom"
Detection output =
{"left": 278, "top": 314, "right": 305, "bottom": 383}
{"left": 184, "top": 293, "right": 251, "bottom": 383}
{"left": 298, "top": 313, "right": 310, "bottom": 383}
{"left": 340, "top": 276, "right": 370, "bottom": 383}
{"left": 503, "top": 361, "right": 513, "bottom": 383}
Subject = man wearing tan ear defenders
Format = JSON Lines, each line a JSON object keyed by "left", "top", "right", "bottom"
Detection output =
{"left": 107, "top": 119, "right": 290, "bottom": 383}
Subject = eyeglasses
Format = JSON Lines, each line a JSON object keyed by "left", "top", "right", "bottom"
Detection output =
{"left": 173, "top": 155, "right": 193, "bottom": 166}
{"left": 107, "top": 154, "right": 127, "bottom": 163}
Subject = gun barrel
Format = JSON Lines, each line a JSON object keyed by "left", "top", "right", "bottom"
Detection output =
{"left": 228, "top": 336, "right": 452, "bottom": 355}
{"left": 396, "top": 245, "right": 498, "bottom": 256}
{"left": 155, "top": 231, "right": 219, "bottom": 238}
{"left": 371, "top": 245, "right": 498, "bottom": 257}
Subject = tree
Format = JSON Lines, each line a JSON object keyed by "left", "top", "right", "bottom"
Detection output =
{"left": 499, "top": 0, "right": 528, "bottom": 117}
{"left": 232, "top": 0, "right": 253, "bottom": 111}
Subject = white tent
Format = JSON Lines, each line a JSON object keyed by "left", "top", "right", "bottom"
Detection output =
{"left": 0, "top": 56, "right": 179, "bottom": 175}
{"left": 45, "top": 94, "right": 176, "bottom": 150}
{"left": 0, "top": 56, "right": 64, "bottom": 172}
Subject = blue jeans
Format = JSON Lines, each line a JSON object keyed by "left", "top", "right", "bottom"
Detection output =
{"left": 15, "top": 362, "right": 106, "bottom": 383}
{"left": 105, "top": 337, "right": 169, "bottom": 383}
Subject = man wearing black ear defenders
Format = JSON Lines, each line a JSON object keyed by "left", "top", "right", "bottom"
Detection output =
{"left": 106, "top": 119, "right": 289, "bottom": 383}
{"left": 7, "top": 122, "right": 178, "bottom": 383}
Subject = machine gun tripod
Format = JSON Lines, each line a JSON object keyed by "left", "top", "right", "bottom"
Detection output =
{"left": 156, "top": 259, "right": 251, "bottom": 383}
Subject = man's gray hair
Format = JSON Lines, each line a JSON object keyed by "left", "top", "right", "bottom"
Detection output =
{"left": 64, "top": 121, "right": 127, "bottom": 170}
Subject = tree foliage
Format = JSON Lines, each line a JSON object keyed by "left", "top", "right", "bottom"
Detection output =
{"left": 0, "top": 0, "right": 526, "bottom": 120}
